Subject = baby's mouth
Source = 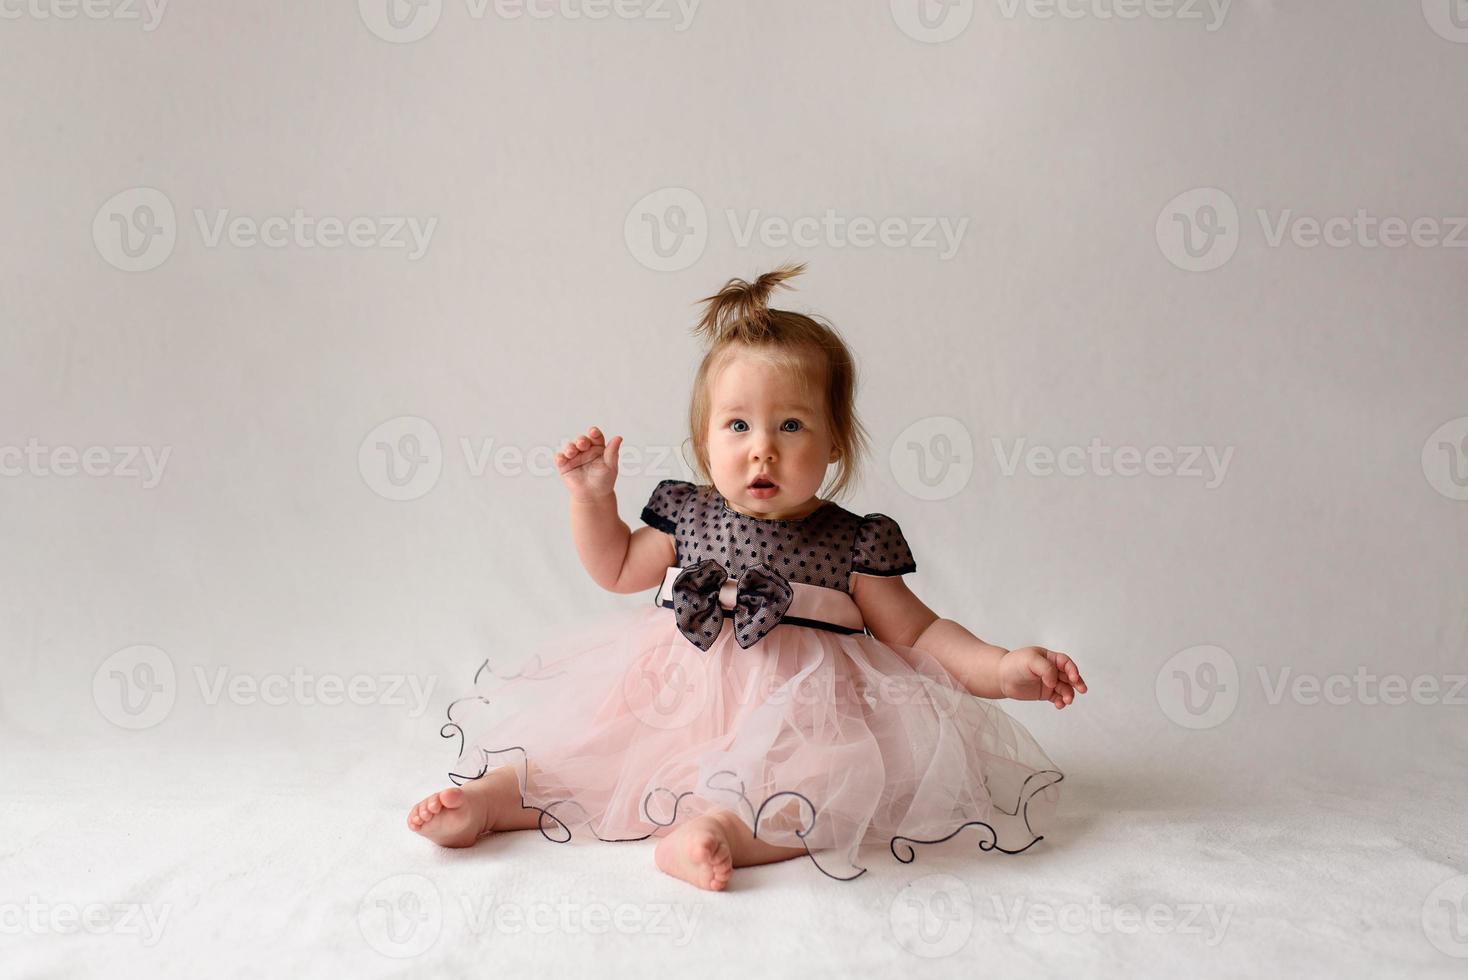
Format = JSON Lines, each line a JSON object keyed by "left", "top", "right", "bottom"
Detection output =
{"left": 749, "top": 478, "right": 777, "bottom": 490}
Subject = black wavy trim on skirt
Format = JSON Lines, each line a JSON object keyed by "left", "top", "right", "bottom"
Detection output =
{"left": 441, "top": 699, "right": 1065, "bottom": 882}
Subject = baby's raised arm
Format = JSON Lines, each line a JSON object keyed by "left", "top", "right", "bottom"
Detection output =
{"left": 556, "top": 425, "right": 673, "bottom": 594}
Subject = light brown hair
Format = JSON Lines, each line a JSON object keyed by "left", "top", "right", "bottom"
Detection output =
{"left": 682, "top": 263, "right": 870, "bottom": 502}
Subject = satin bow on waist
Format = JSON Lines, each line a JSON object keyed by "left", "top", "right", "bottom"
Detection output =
{"left": 670, "top": 558, "right": 794, "bottom": 652}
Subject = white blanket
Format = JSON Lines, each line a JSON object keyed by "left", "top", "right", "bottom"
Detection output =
{"left": 6, "top": 729, "right": 1464, "bottom": 978}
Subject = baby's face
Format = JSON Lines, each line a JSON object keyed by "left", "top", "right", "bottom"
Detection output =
{"left": 705, "top": 352, "right": 838, "bottom": 521}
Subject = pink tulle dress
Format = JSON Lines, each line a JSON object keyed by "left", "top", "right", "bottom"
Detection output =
{"left": 441, "top": 479, "right": 1063, "bottom": 880}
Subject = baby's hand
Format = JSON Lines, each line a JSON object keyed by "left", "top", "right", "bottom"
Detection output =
{"left": 998, "top": 646, "right": 1088, "bottom": 709}
{"left": 556, "top": 425, "right": 623, "bottom": 502}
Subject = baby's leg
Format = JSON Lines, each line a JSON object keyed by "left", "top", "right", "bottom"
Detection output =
{"left": 653, "top": 808, "right": 806, "bottom": 891}
{"left": 407, "top": 765, "right": 545, "bottom": 847}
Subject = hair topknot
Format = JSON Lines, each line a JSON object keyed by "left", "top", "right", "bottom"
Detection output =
{"left": 682, "top": 262, "right": 872, "bottom": 502}
{"left": 692, "top": 262, "right": 807, "bottom": 344}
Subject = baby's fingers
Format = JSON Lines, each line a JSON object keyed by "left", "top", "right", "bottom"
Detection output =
{"left": 558, "top": 427, "right": 605, "bottom": 460}
{"left": 1032, "top": 655, "right": 1059, "bottom": 693}
{"left": 568, "top": 427, "right": 605, "bottom": 455}
{"left": 1050, "top": 651, "right": 1088, "bottom": 694}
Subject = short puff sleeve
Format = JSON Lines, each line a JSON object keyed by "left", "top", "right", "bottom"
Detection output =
{"left": 851, "top": 513, "right": 917, "bottom": 577}
{"left": 640, "top": 479, "right": 696, "bottom": 534}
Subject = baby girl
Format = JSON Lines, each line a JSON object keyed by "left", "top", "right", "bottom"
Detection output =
{"left": 408, "top": 263, "right": 1086, "bottom": 890}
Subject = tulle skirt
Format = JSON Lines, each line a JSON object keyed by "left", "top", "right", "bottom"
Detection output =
{"left": 441, "top": 602, "right": 1063, "bottom": 880}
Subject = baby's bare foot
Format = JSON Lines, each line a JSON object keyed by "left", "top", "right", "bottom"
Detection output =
{"left": 407, "top": 786, "right": 490, "bottom": 848}
{"left": 654, "top": 812, "right": 736, "bottom": 891}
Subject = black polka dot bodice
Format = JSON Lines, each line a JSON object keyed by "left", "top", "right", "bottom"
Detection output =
{"left": 639, "top": 479, "right": 916, "bottom": 592}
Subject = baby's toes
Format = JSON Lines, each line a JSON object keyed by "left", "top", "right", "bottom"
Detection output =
{"left": 697, "top": 834, "right": 730, "bottom": 874}
{"left": 708, "top": 843, "right": 733, "bottom": 888}
{"left": 711, "top": 846, "right": 733, "bottom": 876}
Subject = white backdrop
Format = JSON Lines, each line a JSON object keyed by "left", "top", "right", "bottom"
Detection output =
{"left": 3, "top": 1, "right": 1467, "bottom": 976}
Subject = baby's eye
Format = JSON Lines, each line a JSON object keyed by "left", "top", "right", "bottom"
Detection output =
{"left": 781, "top": 419, "right": 803, "bottom": 432}
{"left": 729, "top": 419, "right": 749, "bottom": 433}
